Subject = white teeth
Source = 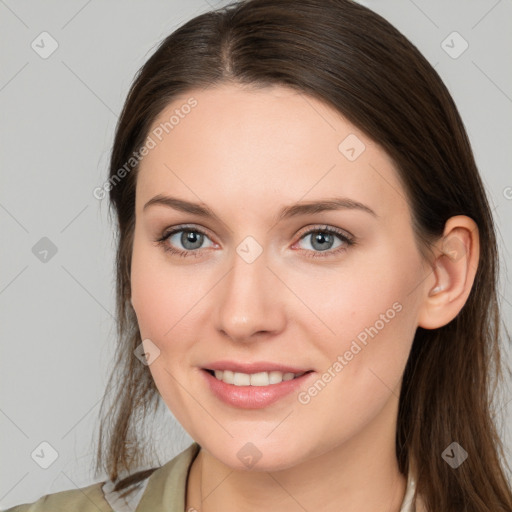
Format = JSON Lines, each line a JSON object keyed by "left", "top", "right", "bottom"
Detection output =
{"left": 211, "top": 369, "right": 305, "bottom": 386}
{"left": 222, "top": 370, "right": 233, "bottom": 384}
{"left": 250, "top": 372, "right": 270, "bottom": 386}
{"left": 268, "top": 371, "right": 283, "bottom": 384}
{"left": 233, "top": 372, "right": 251, "bottom": 386}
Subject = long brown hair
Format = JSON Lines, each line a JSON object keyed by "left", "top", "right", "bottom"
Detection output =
{"left": 95, "top": 1, "right": 512, "bottom": 509}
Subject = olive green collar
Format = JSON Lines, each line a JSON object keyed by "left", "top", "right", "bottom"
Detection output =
{"left": 136, "top": 442, "right": 201, "bottom": 511}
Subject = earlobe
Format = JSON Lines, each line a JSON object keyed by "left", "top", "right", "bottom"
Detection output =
{"left": 417, "top": 216, "right": 479, "bottom": 330}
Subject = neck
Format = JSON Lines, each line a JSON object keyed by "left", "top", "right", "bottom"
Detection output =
{"left": 186, "top": 397, "right": 407, "bottom": 512}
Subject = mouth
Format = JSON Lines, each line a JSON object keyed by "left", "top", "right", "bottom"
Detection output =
{"left": 200, "top": 365, "right": 316, "bottom": 409}
{"left": 203, "top": 368, "right": 313, "bottom": 386}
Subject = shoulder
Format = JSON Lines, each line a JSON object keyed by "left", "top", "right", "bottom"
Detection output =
{"left": 135, "top": 442, "right": 201, "bottom": 510}
{"left": 3, "top": 443, "right": 201, "bottom": 512}
{"left": 2, "top": 481, "right": 112, "bottom": 512}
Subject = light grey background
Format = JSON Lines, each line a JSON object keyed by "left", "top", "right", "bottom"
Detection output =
{"left": 1, "top": 0, "right": 511, "bottom": 508}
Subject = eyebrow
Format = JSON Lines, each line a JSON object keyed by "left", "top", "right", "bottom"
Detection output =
{"left": 143, "top": 194, "right": 377, "bottom": 221}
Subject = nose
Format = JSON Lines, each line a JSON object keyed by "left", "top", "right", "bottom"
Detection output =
{"left": 214, "top": 245, "right": 286, "bottom": 344}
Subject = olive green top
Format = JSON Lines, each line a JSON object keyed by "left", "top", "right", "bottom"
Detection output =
{"left": 3, "top": 442, "right": 420, "bottom": 511}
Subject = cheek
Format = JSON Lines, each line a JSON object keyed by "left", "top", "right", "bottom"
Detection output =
{"left": 298, "top": 248, "right": 421, "bottom": 396}
{"left": 130, "top": 241, "right": 199, "bottom": 427}
{"left": 296, "top": 289, "right": 415, "bottom": 439}
{"left": 130, "top": 239, "right": 201, "bottom": 341}
{"left": 130, "top": 248, "right": 170, "bottom": 340}
{"left": 292, "top": 248, "right": 419, "bottom": 346}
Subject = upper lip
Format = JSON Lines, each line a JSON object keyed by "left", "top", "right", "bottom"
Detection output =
{"left": 203, "top": 360, "right": 312, "bottom": 374}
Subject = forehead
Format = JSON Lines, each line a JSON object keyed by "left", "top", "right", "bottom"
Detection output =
{"left": 136, "top": 83, "right": 410, "bottom": 222}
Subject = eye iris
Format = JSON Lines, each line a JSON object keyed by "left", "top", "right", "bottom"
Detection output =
{"left": 311, "top": 232, "right": 333, "bottom": 251}
{"left": 169, "top": 229, "right": 343, "bottom": 254}
{"left": 182, "top": 231, "right": 203, "bottom": 250}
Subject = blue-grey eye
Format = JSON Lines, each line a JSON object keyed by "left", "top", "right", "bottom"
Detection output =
{"left": 298, "top": 230, "right": 346, "bottom": 252}
{"left": 168, "top": 230, "right": 212, "bottom": 251}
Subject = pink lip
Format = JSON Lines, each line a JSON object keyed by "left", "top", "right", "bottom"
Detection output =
{"left": 201, "top": 369, "right": 315, "bottom": 409}
{"left": 204, "top": 360, "right": 311, "bottom": 374}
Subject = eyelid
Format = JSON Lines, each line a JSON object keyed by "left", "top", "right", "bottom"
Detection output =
{"left": 156, "top": 223, "right": 356, "bottom": 258}
{"left": 160, "top": 223, "right": 213, "bottom": 240}
{"left": 295, "top": 224, "right": 354, "bottom": 241}
{"left": 291, "top": 224, "right": 355, "bottom": 258}
{"left": 159, "top": 223, "right": 353, "bottom": 243}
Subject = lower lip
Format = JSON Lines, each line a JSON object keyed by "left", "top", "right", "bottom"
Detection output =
{"left": 201, "top": 369, "right": 314, "bottom": 409}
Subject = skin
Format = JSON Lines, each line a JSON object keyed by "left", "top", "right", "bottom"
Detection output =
{"left": 130, "top": 83, "right": 479, "bottom": 512}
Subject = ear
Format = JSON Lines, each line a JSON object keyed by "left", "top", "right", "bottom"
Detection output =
{"left": 417, "top": 215, "right": 480, "bottom": 330}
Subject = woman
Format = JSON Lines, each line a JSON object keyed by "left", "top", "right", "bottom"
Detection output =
{"left": 6, "top": 0, "right": 511, "bottom": 511}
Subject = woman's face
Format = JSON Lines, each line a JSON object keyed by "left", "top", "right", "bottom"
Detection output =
{"left": 131, "top": 83, "right": 430, "bottom": 471}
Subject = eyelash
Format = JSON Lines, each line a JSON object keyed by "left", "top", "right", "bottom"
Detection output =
{"left": 154, "top": 224, "right": 356, "bottom": 259}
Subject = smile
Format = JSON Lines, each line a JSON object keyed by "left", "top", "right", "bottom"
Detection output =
{"left": 201, "top": 367, "right": 315, "bottom": 409}
{"left": 206, "top": 369, "right": 309, "bottom": 386}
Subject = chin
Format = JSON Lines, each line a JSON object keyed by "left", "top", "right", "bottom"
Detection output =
{"left": 202, "top": 436, "right": 313, "bottom": 472}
